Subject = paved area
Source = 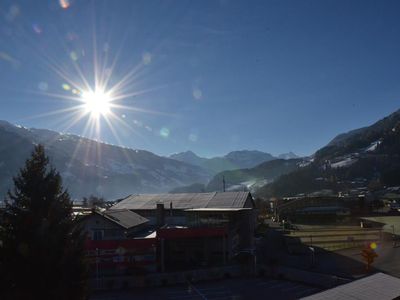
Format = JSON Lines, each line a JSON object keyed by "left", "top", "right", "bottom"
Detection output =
{"left": 257, "top": 221, "right": 373, "bottom": 278}
{"left": 334, "top": 241, "right": 400, "bottom": 278}
{"left": 91, "top": 277, "right": 321, "bottom": 300}
{"left": 91, "top": 221, "right": 400, "bottom": 299}
{"left": 256, "top": 220, "right": 287, "bottom": 265}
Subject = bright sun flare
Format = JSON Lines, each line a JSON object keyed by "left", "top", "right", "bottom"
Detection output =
{"left": 81, "top": 89, "right": 111, "bottom": 117}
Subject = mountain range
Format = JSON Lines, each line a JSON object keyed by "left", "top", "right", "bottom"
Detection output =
{"left": 0, "top": 120, "right": 286, "bottom": 200}
{"left": 257, "top": 108, "right": 400, "bottom": 198}
{"left": 204, "top": 158, "right": 303, "bottom": 193}
{"left": 1, "top": 107, "right": 399, "bottom": 201}
{"left": 169, "top": 155, "right": 306, "bottom": 194}
{"left": 0, "top": 121, "right": 210, "bottom": 200}
{"left": 171, "top": 108, "right": 400, "bottom": 197}
{"left": 169, "top": 150, "right": 298, "bottom": 174}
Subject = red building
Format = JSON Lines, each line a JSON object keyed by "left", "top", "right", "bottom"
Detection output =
{"left": 79, "top": 209, "right": 157, "bottom": 276}
{"left": 112, "top": 192, "right": 257, "bottom": 271}
{"left": 81, "top": 192, "right": 257, "bottom": 276}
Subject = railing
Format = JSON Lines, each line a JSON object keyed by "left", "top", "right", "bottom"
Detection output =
{"left": 89, "top": 265, "right": 248, "bottom": 290}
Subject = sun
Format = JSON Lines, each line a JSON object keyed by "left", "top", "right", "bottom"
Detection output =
{"left": 81, "top": 88, "right": 112, "bottom": 117}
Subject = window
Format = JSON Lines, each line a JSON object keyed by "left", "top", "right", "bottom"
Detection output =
{"left": 93, "top": 230, "right": 103, "bottom": 241}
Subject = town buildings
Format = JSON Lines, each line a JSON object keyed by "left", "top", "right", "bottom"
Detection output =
{"left": 80, "top": 191, "right": 257, "bottom": 276}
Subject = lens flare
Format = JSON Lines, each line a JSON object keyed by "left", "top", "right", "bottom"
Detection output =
{"left": 62, "top": 83, "right": 71, "bottom": 91}
{"left": 59, "top": 0, "right": 70, "bottom": 9}
{"left": 370, "top": 242, "right": 377, "bottom": 250}
{"left": 160, "top": 127, "right": 170, "bottom": 138}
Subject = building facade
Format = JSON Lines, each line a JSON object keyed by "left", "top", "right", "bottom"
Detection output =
{"left": 112, "top": 191, "right": 257, "bottom": 271}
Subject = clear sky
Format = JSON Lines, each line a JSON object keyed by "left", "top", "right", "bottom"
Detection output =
{"left": 0, "top": 0, "right": 399, "bottom": 158}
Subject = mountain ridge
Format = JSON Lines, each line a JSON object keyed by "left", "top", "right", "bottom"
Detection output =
{"left": 0, "top": 120, "right": 210, "bottom": 200}
{"left": 169, "top": 149, "right": 298, "bottom": 174}
{"left": 256, "top": 108, "right": 400, "bottom": 198}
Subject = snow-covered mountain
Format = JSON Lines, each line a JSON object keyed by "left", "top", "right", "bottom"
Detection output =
{"left": 206, "top": 158, "right": 302, "bottom": 193}
{"left": 169, "top": 150, "right": 279, "bottom": 174}
{"left": 278, "top": 152, "right": 299, "bottom": 160}
{"left": 0, "top": 121, "right": 210, "bottom": 200}
{"left": 257, "top": 108, "right": 400, "bottom": 198}
{"left": 169, "top": 151, "right": 207, "bottom": 167}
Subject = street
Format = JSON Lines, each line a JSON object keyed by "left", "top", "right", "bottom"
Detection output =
{"left": 91, "top": 277, "right": 321, "bottom": 300}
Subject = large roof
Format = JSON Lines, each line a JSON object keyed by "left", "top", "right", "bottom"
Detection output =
{"left": 111, "top": 192, "right": 252, "bottom": 210}
{"left": 98, "top": 209, "right": 149, "bottom": 229}
{"left": 301, "top": 272, "right": 400, "bottom": 300}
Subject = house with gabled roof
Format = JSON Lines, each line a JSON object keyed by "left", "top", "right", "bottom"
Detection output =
{"left": 80, "top": 209, "right": 149, "bottom": 241}
{"left": 111, "top": 191, "right": 255, "bottom": 226}
{"left": 111, "top": 191, "right": 257, "bottom": 270}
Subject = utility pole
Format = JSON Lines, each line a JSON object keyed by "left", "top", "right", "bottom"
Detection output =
{"left": 96, "top": 248, "right": 100, "bottom": 289}
{"left": 161, "top": 238, "right": 165, "bottom": 272}
{"left": 309, "top": 247, "right": 315, "bottom": 267}
{"left": 392, "top": 225, "right": 396, "bottom": 247}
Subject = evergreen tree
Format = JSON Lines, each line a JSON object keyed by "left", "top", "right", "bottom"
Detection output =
{"left": 82, "top": 194, "right": 106, "bottom": 208}
{"left": 0, "top": 145, "right": 88, "bottom": 300}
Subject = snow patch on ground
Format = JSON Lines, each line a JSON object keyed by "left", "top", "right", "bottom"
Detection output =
{"left": 298, "top": 160, "right": 312, "bottom": 168}
{"left": 331, "top": 157, "right": 358, "bottom": 169}
{"left": 365, "top": 140, "right": 381, "bottom": 152}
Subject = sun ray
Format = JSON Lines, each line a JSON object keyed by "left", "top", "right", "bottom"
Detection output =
{"left": 102, "top": 33, "right": 130, "bottom": 89}
{"left": 19, "top": 105, "right": 83, "bottom": 121}
{"left": 67, "top": 114, "right": 99, "bottom": 168}
{"left": 27, "top": 90, "right": 83, "bottom": 102}
{"left": 108, "top": 84, "right": 169, "bottom": 101}
{"left": 57, "top": 111, "right": 88, "bottom": 134}
{"left": 9, "top": 3, "right": 177, "bottom": 178}
{"left": 106, "top": 110, "right": 142, "bottom": 136}
{"left": 101, "top": 113, "right": 141, "bottom": 168}
{"left": 111, "top": 104, "right": 177, "bottom": 117}
{"left": 107, "top": 63, "right": 144, "bottom": 95}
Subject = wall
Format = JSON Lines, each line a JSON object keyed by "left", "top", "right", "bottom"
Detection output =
{"left": 86, "top": 238, "right": 157, "bottom": 277}
{"left": 82, "top": 214, "right": 126, "bottom": 240}
{"left": 89, "top": 265, "right": 248, "bottom": 290}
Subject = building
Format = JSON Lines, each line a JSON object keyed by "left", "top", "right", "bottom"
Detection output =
{"left": 274, "top": 195, "right": 364, "bottom": 224}
{"left": 292, "top": 206, "right": 350, "bottom": 223}
{"left": 111, "top": 191, "right": 257, "bottom": 271}
{"left": 112, "top": 192, "right": 255, "bottom": 224}
{"left": 79, "top": 209, "right": 157, "bottom": 276}
{"left": 80, "top": 209, "right": 150, "bottom": 240}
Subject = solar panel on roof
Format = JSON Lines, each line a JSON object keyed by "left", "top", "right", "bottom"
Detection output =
{"left": 99, "top": 209, "right": 149, "bottom": 229}
{"left": 111, "top": 192, "right": 251, "bottom": 210}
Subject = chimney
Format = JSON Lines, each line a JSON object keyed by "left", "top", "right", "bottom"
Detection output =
{"left": 156, "top": 203, "right": 165, "bottom": 227}
{"left": 222, "top": 176, "right": 226, "bottom": 192}
{"left": 170, "top": 201, "right": 173, "bottom": 217}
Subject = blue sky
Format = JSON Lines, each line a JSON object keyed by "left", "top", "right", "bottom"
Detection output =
{"left": 0, "top": 0, "right": 399, "bottom": 158}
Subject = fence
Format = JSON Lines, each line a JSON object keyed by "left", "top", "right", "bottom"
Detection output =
{"left": 89, "top": 264, "right": 249, "bottom": 290}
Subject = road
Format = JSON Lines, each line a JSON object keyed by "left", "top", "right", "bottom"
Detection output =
{"left": 91, "top": 277, "right": 321, "bottom": 300}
